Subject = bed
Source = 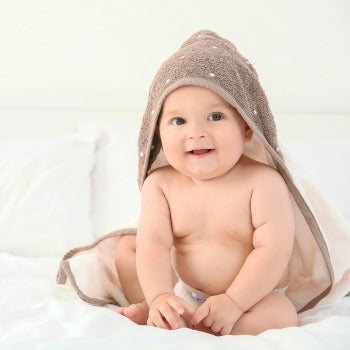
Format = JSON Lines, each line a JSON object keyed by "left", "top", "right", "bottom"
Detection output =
{"left": 1, "top": 110, "right": 350, "bottom": 349}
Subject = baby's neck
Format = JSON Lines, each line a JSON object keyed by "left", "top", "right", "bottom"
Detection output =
{"left": 186, "top": 155, "right": 247, "bottom": 187}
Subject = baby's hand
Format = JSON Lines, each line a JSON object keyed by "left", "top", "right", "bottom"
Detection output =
{"left": 191, "top": 293, "right": 244, "bottom": 335}
{"left": 147, "top": 293, "right": 195, "bottom": 330}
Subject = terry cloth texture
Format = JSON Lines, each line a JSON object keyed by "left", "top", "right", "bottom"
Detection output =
{"left": 57, "top": 30, "right": 350, "bottom": 313}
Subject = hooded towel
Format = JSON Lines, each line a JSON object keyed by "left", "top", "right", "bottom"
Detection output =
{"left": 57, "top": 30, "right": 350, "bottom": 313}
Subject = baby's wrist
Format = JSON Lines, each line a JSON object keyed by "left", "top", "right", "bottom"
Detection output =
{"left": 224, "top": 293, "right": 246, "bottom": 313}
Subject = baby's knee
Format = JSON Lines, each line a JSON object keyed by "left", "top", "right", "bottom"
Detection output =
{"left": 116, "top": 234, "right": 136, "bottom": 263}
{"left": 117, "top": 234, "right": 136, "bottom": 253}
{"left": 232, "top": 291, "right": 298, "bottom": 335}
{"left": 266, "top": 291, "right": 298, "bottom": 328}
{"left": 243, "top": 291, "right": 297, "bottom": 333}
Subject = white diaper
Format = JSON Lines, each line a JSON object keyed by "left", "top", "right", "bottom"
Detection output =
{"left": 174, "top": 279, "right": 288, "bottom": 309}
{"left": 173, "top": 279, "right": 209, "bottom": 309}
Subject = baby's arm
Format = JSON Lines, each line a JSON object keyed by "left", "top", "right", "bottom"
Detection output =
{"left": 192, "top": 169, "right": 295, "bottom": 334}
{"left": 225, "top": 169, "right": 295, "bottom": 309}
{"left": 136, "top": 171, "right": 195, "bottom": 329}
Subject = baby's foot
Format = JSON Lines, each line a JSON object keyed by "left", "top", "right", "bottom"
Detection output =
{"left": 116, "top": 301, "right": 149, "bottom": 325}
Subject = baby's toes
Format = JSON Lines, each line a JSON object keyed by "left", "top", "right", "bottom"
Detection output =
{"left": 116, "top": 303, "right": 148, "bottom": 325}
{"left": 116, "top": 307, "right": 126, "bottom": 315}
{"left": 124, "top": 305, "right": 137, "bottom": 319}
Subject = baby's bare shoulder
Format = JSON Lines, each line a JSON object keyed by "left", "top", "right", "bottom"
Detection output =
{"left": 242, "top": 158, "right": 287, "bottom": 191}
{"left": 246, "top": 160, "right": 293, "bottom": 230}
{"left": 147, "top": 165, "right": 176, "bottom": 180}
{"left": 255, "top": 163, "right": 284, "bottom": 182}
{"left": 143, "top": 166, "right": 177, "bottom": 190}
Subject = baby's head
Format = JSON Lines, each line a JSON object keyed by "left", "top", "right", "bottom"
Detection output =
{"left": 157, "top": 85, "right": 253, "bottom": 180}
{"left": 138, "top": 30, "right": 279, "bottom": 188}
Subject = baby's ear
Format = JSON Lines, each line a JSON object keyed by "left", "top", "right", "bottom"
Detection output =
{"left": 244, "top": 123, "right": 253, "bottom": 141}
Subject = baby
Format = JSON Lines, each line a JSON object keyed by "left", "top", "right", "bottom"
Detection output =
{"left": 116, "top": 84, "right": 297, "bottom": 335}
{"left": 116, "top": 30, "right": 298, "bottom": 335}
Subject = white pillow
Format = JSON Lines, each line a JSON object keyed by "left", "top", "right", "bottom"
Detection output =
{"left": 0, "top": 126, "right": 100, "bottom": 256}
{"left": 85, "top": 120, "right": 141, "bottom": 238}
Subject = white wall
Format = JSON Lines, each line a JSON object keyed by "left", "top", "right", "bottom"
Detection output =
{"left": 0, "top": 0, "right": 349, "bottom": 113}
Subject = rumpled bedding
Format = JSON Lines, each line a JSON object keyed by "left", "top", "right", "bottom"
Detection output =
{"left": 1, "top": 252, "right": 350, "bottom": 349}
{"left": 1, "top": 109, "right": 349, "bottom": 349}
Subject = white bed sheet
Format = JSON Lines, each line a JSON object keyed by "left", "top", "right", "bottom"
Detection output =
{"left": 1, "top": 253, "right": 350, "bottom": 350}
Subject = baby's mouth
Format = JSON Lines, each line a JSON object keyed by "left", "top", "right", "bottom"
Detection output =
{"left": 190, "top": 149, "right": 212, "bottom": 155}
{"left": 187, "top": 149, "right": 214, "bottom": 157}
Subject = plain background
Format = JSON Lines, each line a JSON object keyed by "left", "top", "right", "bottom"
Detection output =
{"left": 0, "top": 0, "right": 349, "bottom": 113}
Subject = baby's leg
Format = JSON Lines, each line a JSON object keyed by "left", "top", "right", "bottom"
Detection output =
{"left": 115, "top": 234, "right": 148, "bottom": 324}
{"left": 115, "top": 234, "right": 144, "bottom": 303}
{"left": 115, "top": 234, "right": 181, "bottom": 326}
{"left": 231, "top": 290, "right": 298, "bottom": 335}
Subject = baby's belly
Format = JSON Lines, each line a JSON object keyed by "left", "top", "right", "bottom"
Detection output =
{"left": 172, "top": 238, "right": 253, "bottom": 296}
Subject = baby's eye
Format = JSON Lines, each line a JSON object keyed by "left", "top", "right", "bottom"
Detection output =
{"left": 171, "top": 117, "right": 186, "bottom": 126}
{"left": 208, "top": 112, "right": 223, "bottom": 121}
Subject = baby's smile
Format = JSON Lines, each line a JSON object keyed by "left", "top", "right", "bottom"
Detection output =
{"left": 186, "top": 149, "right": 215, "bottom": 158}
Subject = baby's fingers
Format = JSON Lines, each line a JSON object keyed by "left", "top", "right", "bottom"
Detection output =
{"left": 168, "top": 297, "right": 196, "bottom": 317}
{"left": 158, "top": 304, "right": 180, "bottom": 330}
{"left": 191, "top": 302, "right": 210, "bottom": 325}
{"left": 148, "top": 310, "right": 169, "bottom": 329}
{"left": 210, "top": 320, "right": 223, "bottom": 334}
{"left": 220, "top": 324, "right": 233, "bottom": 336}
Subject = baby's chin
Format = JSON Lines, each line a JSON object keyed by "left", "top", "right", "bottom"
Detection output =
{"left": 178, "top": 166, "right": 235, "bottom": 182}
{"left": 165, "top": 155, "right": 241, "bottom": 182}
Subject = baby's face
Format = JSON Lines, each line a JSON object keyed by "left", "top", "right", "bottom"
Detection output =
{"left": 158, "top": 85, "right": 252, "bottom": 181}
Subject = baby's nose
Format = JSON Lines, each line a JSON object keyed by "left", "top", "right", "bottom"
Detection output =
{"left": 188, "top": 124, "right": 207, "bottom": 139}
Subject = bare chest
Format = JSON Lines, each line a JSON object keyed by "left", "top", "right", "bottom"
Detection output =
{"left": 167, "top": 180, "right": 254, "bottom": 242}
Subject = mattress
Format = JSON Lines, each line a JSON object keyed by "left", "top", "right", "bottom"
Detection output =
{"left": 1, "top": 252, "right": 350, "bottom": 349}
